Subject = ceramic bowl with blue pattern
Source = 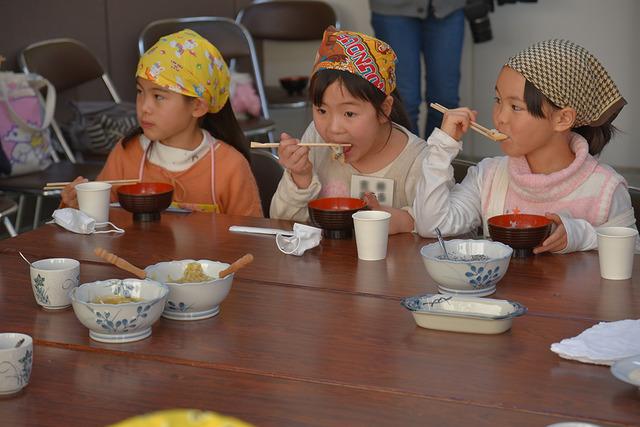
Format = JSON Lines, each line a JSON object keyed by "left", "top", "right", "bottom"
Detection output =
{"left": 145, "top": 260, "right": 234, "bottom": 321}
{"left": 420, "top": 239, "right": 513, "bottom": 297}
{"left": 70, "top": 279, "right": 168, "bottom": 343}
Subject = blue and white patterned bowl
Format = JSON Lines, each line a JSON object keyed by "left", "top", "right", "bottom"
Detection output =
{"left": 145, "top": 260, "right": 234, "bottom": 321}
{"left": 70, "top": 279, "right": 168, "bottom": 343}
{"left": 420, "top": 239, "right": 513, "bottom": 297}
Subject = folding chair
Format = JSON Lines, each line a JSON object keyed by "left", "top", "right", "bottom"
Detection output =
{"left": 249, "top": 149, "right": 283, "bottom": 217}
{"left": 138, "top": 17, "right": 276, "bottom": 141}
{"left": 236, "top": 0, "right": 339, "bottom": 109}
{"left": 19, "top": 38, "right": 123, "bottom": 163}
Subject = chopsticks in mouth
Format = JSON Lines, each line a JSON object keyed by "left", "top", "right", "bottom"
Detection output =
{"left": 43, "top": 179, "right": 140, "bottom": 191}
{"left": 429, "top": 103, "right": 508, "bottom": 142}
{"left": 250, "top": 141, "right": 351, "bottom": 149}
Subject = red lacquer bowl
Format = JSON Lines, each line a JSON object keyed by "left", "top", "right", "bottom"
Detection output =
{"left": 117, "top": 183, "right": 174, "bottom": 222}
{"left": 308, "top": 197, "right": 367, "bottom": 239}
{"left": 488, "top": 214, "right": 552, "bottom": 258}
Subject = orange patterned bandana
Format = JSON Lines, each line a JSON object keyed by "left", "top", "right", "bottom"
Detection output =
{"left": 312, "top": 27, "right": 397, "bottom": 96}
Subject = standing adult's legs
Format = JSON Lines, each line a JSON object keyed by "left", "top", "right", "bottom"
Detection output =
{"left": 371, "top": 13, "right": 422, "bottom": 133}
{"left": 422, "top": 9, "right": 465, "bottom": 137}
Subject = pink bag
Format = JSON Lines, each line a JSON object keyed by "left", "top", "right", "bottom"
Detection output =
{"left": 0, "top": 72, "right": 56, "bottom": 176}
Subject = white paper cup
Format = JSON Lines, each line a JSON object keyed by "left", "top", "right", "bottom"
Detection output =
{"left": 596, "top": 226, "right": 638, "bottom": 280}
{"left": 30, "top": 258, "right": 80, "bottom": 309}
{"left": 76, "top": 181, "right": 112, "bottom": 223}
{"left": 0, "top": 333, "right": 33, "bottom": 396}
{"left": 352, "top": 210, "right": 391, "bottom": 261}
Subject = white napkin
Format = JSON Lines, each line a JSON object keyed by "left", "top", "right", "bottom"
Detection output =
{"left": 550, "top": 319, "right": 640, "bottom": 365}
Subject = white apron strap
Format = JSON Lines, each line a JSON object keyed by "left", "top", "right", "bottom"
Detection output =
{"left": 483, "top": 157, "right": 510, "bottom": 237}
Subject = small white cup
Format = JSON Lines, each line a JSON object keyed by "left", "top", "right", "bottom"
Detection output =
{"left": 352, "top": 210, "right": 391, "bottom": 261}
{"left": 30, "top": 258, "right": 80, "bottom": 309}
{"left": 76, "top": 181, "right": 112, "bottom": 223}
{"left": 0, "top": 333, "right": 33, "bottom": 396}
{"left": 596, "top": 226, "right": 638, "bottom": 280}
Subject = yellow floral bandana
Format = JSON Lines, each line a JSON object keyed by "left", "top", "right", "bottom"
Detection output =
{"left": 109, "top": 409, "right": 255, "bottom": 427}
{"left": 137, "top": 29, "right": 230, "bottom": 114}
{"left": 312, "top": 26, "right": 397, "bottom": 95}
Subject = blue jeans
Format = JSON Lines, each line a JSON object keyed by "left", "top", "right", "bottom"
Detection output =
{"left": 371, "top": 9, "right": 465, "bottom": 138}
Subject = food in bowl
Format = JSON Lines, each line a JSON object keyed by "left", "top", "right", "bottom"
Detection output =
{"left": 91, "top": 295, "right": 144, "bottom": 304}
{"left": 145, "top": 259, "right": 234, "bottom": 321}
{"left": 307, "top": 197, "right": 367, "bottom": 239}
{"left": 401, "top": 293, "right": 526, "bottom": 334}
{"left": 488, "top": 213, "right": 552, "bottom": 258}
{"left": 117, "top": 182, "right": 174, "bottom": 222}
{"left": 71, "top": 279, "right": 168, "bottom": 343}
{"left": 420, "top": 239, "right": 513, "bottom": 297}
{"left": 173, "top": 262, "right": 213, "bottom": 283}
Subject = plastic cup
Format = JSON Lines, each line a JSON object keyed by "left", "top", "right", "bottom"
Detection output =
{"left": 76, "top": 181, "right": 111, "bottom": 223}
{"left": 30, "top": 258, "right": 80, "bottom": 309}
{"left": 596, "top": 226, "right": 638, "bottom": 280}
{"left": 352, "top": 210, "right": 391, "bottom": 261}
{"left": 0, "top": 333, "right": 33, "bottom": 396}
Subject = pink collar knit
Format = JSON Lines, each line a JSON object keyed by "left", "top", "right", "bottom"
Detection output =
{"left": 507, "top": 133, "right": 597, "bottom": 202}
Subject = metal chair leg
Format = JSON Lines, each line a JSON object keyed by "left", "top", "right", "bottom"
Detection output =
{"left": 33, "top": 195, "right": 43, "bottom": 230}
{"left": 3, "top": 217, "right": 17, "bottom": 237}
{"left": 15, "top": 194, "right": 26, "bottom": 231}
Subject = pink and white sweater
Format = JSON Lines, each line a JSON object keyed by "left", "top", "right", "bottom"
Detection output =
{"left": 414, "top": 128, "right": 638, "bottom": 253}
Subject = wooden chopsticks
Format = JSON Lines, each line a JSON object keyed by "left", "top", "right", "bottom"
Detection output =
{"left": 429, "top": 103, "right": 508, "bottom": 142}
{"left": 43, "top": 179, "right": 140, "bottom": 191}
{"left": 251, "top": 141, "right": 351, "bottom": 149}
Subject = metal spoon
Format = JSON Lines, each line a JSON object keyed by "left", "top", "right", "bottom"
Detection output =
{"left": 435, "top": 227, "right": 449, "bottom": 260}
{"left": 18, "top": 251, "right": 32, "bottom": 267}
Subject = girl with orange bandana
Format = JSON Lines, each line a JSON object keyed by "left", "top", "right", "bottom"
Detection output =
{"left": 62, "top": 29, "right": 262, "bottom": 217}
{"left": 270, "top": 27, "right": 439, "bottom": 234}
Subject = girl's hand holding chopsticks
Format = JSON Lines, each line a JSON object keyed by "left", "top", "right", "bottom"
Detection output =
{"left": 429, "top": 103, "right": 508, "bottom": 142}
{"left": 275, "top": 132, "right": 314, "bottom": 190}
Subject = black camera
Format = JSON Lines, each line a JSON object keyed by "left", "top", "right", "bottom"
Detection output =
{"left": 464, "top": 0, "right": 494, "bottom": 44}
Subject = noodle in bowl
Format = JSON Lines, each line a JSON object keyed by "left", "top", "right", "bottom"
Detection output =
{"left": 144, "top": 259, "right": 234, "bottom": 321}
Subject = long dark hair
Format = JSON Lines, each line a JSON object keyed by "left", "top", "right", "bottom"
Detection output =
{"left": 523, "top": 80, "right": 618, "bottom": 156}
{"left": 123, "top": 98, "right": 250, "bottom": 162}
{"left": 309, "top": 69, "right": 411, "bottom": 130}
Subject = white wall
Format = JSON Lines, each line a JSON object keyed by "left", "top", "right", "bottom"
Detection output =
{"left": 264, "top": 0, "right": 638, "bottom": 170}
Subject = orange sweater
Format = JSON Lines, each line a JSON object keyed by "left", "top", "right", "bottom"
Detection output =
{"left": 98, "top": 137, "right": 263, "bottom": 217}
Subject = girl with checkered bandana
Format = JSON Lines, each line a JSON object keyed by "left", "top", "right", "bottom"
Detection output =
{"left": 414, "top": 39, "right": 638, "bottom": 254}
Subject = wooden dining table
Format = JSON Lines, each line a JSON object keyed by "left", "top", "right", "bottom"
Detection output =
{"left": 0, "top": 208, "right": 638, "bottom": 426}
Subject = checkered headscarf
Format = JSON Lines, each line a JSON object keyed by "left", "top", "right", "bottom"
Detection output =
{"left": 506, "top": 39, "right": 626, "bottom": 127}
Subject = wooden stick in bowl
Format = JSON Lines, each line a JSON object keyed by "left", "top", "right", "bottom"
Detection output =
{"left": 94, "top": 247, "right": 147, "bottom": 279}
{"left": 429, "top": 103, "right": 508, "bottom": 142}
{"left": 218, "top": 253, "right": 254, "bottom": 278}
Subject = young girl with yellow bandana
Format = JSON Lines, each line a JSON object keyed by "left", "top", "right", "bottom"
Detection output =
{"left": 415, "top": 39, "right": 638, "bottom": 254}
{"left": 270, "top": 27, "right": 438, "bottom": 234}
{"left": 62, "top": 29, "right": 262, "bottom": 216}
